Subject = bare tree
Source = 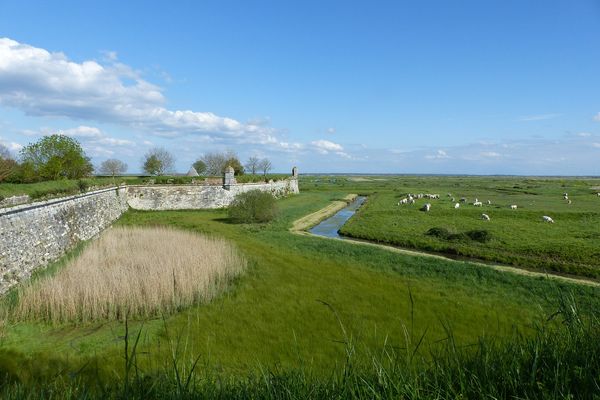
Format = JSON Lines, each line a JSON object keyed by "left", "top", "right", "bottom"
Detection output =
{"left": 201, "top": 152, "right": 227, "bottom": 176}
{"left": 245, "top": 156, "right": 260, "bottom": 175}
{"left": 142, "top": 147, "right": 174, "bottom": 176}
{"left": 99, "top": 159, "right": 128, "bottom": 177}
{"left": 201, "top": 150, "right": 244, "bottom": 176}
{"left": 258, "top": 158, "right": 272, "bottom": 177}
{"left": 0, "top": 144, "right": 16, "bottom": 182}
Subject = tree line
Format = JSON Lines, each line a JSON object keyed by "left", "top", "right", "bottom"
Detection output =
{"left": 0, "top": 134, "right": 273, "bottom": 183}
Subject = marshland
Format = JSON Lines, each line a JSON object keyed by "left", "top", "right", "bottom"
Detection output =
{"left": 1, "top": 175, "right": 599, "bottom": 398}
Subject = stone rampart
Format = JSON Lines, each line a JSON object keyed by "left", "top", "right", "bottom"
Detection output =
{"left": 127, "top": 178, "right": 299, "bottom": 210}
{"left": 0, "top": 187, "right": 128, "bottom": 294}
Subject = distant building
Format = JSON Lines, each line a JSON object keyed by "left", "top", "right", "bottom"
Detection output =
{"left": 186, "top": 166, "right": 199, "bottom": 177}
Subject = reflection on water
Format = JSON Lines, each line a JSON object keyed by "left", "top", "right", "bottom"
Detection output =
{"left": 309, "top": 196, "right": 366, "bottom": 238}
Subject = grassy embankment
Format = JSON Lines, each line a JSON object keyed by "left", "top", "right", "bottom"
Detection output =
{"left": 0, "top": 176, "right": 599, "bottom": 397}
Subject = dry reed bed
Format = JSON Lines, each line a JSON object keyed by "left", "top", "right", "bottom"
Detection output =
{"left": 14, "top": 227, "right": 247, "bottom": 323}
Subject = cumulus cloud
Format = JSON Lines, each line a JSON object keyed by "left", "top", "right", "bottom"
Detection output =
{"left": 0, "top": 38, "right": 278, "bottom": 145}
{"left": 594, "top": 112, "right": 600, "bottom": 122}
{"left": 425, "top": 149, "right": 449, "bottom": 160}
{"left": 311, "top": 139, "right": 344, "bottom": 154}
{"left": 326, "top": 127, "right": 336, "bottom": 134}
{"left": 0, "top": 137, "right": 23, "bottom": 153}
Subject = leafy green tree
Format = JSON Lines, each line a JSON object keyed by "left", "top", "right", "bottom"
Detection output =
{"left": 19, "top": 135, "right": 93, "bottom": 180}
{"left": 99, "top": 159, "right": 128, "bottom": 177}
{"left": 142, "top": 148, "right": 174, "bottom": 176}
{"left": 228, "top": 190, "right": 278, "bottom": 223}
{"left": 192, "top": 159, "right": 207, "bottom": 175}
{"left": 224, "top": 155, "right": 245, "bottom": 176}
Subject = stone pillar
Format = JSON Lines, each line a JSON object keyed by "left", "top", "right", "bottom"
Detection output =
{"left": 292, "top": 166, "right": 298, "bottom": 179}
{"left": 223, "top": 166, "right": 236, "bottom": 189}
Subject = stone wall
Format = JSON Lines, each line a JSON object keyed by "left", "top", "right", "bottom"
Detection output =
{"left": 0, "top": 187, "right": 128, "bottom": 294}
{"left": 127, "top": 178, "right": 299, "bottom": 210}
{"left": 0, "top": 169, "right": 300, "bottom": 294}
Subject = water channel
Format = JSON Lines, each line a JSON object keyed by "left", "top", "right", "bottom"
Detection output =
{"left": 309, "top": 196, "right": 366, "bottom": 238}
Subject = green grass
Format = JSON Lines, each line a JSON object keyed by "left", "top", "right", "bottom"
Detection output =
{"left": 1, "top": 176, "right": 600, "bottom": 397}
{"left": 333, "top": 177, "right": 600, "bottom": 278}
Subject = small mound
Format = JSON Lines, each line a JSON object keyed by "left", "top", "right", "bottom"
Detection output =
{"left": 14, "top": 227, "right": 246, "bottom": 323}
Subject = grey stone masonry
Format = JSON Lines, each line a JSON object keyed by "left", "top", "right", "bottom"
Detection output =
{"left": 127, "top": 177, "right": 299, "bottom": 210}
{"left": 0, "top": 187, "right": 128, "bottom": 294}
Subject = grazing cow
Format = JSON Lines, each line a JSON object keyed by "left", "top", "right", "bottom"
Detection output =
{"left": 597, "top": 193, "right": 600, "bottom": 197}
{"left": 451, "top": 197, "right": 455, "bottom": 202}
{"left": 447, "top": 193, "right": 452, "bottom": 197}
{"left": 481, "top": 213, "right": 490, "bottom": 221}
{"left": 563, "top": 192, "right": 568, "bottom": 197}
{"left": 460, "top": 197, "right": 467, "bottom": 203}
{"left": 421, "top": 203, "right": 431, "bottom": 212}
{"left": 409, "top": 198, "right": 415, "bottom": 204}
{"left": 487, "top": 200, "right": 491, "bottom": 205}
{"left": 454, "top": 203, "right": 460, "bottom": 209}
{"left": 542, "top": 215, "right": 555, "bottom": 223}
{"left": 473, "top": 201, "right": 483, "bottom": 207}
{"left": 563, "top": 195, "right": 569, "bottom": 200}
{"left": 568, "top": 200, "right": 572, "bottom": 205}
{"left": 510, "top": 205, "right": 518, "bottom": 210}
{"left": 398, "top": 198, "right": 408, "bottom": 205}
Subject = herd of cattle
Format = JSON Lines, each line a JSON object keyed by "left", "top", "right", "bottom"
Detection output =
{"left": 396, "top": 191, "right": 600, "bottom": 223}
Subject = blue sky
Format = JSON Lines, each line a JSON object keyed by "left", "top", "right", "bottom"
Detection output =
{"left": 0, "top": 0, "right": 599, "bottom": 175}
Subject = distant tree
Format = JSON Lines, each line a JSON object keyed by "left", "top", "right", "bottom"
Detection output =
{"left": 192, "top": 159, "right": 207, "bottom": 175}
{"left": 258, "top": 158, "right": 272, "bottom": 177}
{"left": 99, "top": 159, "right": 128, "bottom": 177}
{"left": 142, "top": 147, "right": 174, "bottom": 176}
{"left": 20, "top": 134, "right": 93, "bottom": 180}
{"left": 201, "top": 151, "right": 244, "bottom": 176}
{"left": 245, "top": 156, "right": 260, "bottom": 175}
{"left": 0, "top": 144, "right": 18, "bottom": 182}
{"left": 224, "top": 154, "right": 244, "bottom": 176}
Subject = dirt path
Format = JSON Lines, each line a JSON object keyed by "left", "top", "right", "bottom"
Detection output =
{"left": 290, "top": 195, "right": 600, "bottom": 288}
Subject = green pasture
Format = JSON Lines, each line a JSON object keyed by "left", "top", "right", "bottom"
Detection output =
{"left": 331, "top": 176, "right": 600, "bottom": 277}
{"left": 1, "top": 181, "right": 599, "bottom": 386}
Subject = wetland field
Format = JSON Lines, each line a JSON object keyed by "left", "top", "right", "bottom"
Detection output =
{"left": 1, "top": 175, "right": 599, "bottom": 399}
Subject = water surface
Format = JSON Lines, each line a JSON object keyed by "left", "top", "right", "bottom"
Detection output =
{"left": 309, "top": 196, "right": 366, "bottom": 238}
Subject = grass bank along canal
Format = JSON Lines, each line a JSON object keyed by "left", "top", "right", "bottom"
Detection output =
{"left": 304, "top": 195, "right": 599, "bottom": 287}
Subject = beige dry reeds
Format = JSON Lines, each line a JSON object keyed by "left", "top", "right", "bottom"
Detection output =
{"left": 14, "top": 227, "right": 246, "bottom": 323}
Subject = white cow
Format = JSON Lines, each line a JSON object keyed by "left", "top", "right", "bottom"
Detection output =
{"left": 460, "top": 197, "right": 467, "bottom": 203}
{"left": 542, "top": 215, "right": 555, "bottom": 223}
{"left": 510, "top": 205, "right": 518, "bottom": 210}
{"left": 398, "top": 198, "right": 408, "bottom": 205}
{"left": 473, "top": 201, "right": 483, "bottom": 207}
{"left": 568, "top": 200, "right": 572, "bottom": 205}
{"left": 563, "top": 195, "right": 569, "bottom": 200}
{"left": 487, "top": 200, "right": 491, "bottom": 205}
{"left": 481, "top": 213, "right": 490, "bottom": 221}
{"left": 454, "top": 203, "right": 460, "bottom": 209}
{"left": 421, "top": 203, "right": 431, "bottom": 212}
{"left": 597, "top": 193, "right": 600, "bottom": 197}
{"left": 409, "top": 198, "right": 415, "bottom": 204}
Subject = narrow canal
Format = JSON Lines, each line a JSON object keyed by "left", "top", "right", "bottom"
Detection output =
{"left": 309, "top": 196, "right": 366, "bottom": 238}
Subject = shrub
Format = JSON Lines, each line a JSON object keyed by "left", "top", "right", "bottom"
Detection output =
{"left": 77, "top": 179, "right": 90, "bottom": 193}
{"left": 228, "top": 190, "right": 278, "bottom": 223}
{"left": 465, "top": 229, "right": 492, "bottom": 243}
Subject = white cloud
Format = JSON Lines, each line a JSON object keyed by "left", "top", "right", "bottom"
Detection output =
{"left": 0, "top": 37, "right": 280, "bottom": 146}
{"left": 311, "top": 139, "right": 344, "bottom": 154}
{"left": 594, "top": 112, "right": 600, "bottom": 122}
{"left": 576, "top": 132, "right": 591, "bottom": 137}
{"left": 518, "top": 113, "right": 562, "bottom": 121}
{"left": 480, "top": 151, "right": 501, "bottom": 158}
{"left": 425, "top": 149, "right": 449, "bottom": 159}
{"left": 326, "top": 127, "right": 336, "bottom": 134}
{"left": 0, "top": 137, "right": 23, "bottom": 152}
{"left": 592, "top": 142, "right": 600, "bottom": 148}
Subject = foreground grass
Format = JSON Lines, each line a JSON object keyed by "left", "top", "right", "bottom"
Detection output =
{"left": 1, "top": 180, "right": 600, "bottom": 397}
